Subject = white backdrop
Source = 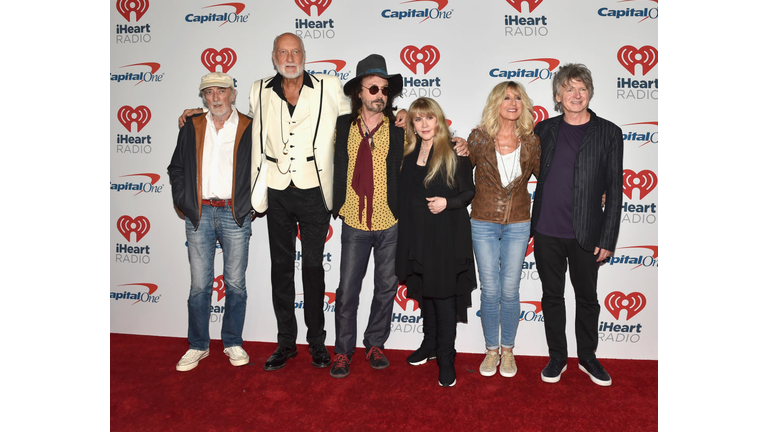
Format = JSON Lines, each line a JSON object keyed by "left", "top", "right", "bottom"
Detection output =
{"left": 110, "top": 0, "right": 658, "bottom": 360}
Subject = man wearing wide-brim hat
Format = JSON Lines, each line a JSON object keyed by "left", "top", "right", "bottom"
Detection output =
{"left": 328, "top": 54, "right": 406, "bottom": 378}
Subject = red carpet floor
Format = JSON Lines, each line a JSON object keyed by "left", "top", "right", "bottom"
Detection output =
{"left": 111, "top": 333, "right": 657, "bottom": 431}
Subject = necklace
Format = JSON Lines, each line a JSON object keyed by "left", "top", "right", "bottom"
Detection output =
{"left": 361, "top": 116, "right": 381, "bottom": 150}
{"left": 279, "top": 100, "right": 290, "bottom": 155}
{"left": 419, "top": 141, "right": 432, "bottom": 165}
{"left": 496, "top": 139, "right": 519, "bottom": 186}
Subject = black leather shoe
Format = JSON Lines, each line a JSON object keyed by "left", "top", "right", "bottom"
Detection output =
{"left": 263, "top": 346, "right": 298, "bottom": 371}
{"left": 309, "top": 344, "right": 331, "bottom": 368}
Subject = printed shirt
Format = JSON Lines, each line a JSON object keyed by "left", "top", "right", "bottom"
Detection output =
{"left": 338, "top": 116, "right": 397, "bottom": 231}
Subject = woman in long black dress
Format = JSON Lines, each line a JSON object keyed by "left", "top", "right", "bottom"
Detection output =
{"left": 395, "top": 97, "right": 477, "bottom": 387}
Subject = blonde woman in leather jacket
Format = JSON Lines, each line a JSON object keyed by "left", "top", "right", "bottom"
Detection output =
{"left": 461, "top": 81, "right": 541, "bottom": 378}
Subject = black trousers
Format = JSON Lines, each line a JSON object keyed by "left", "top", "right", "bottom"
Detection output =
{"left": 422, "top": 296, "right": 457, "bottom": 363}
{"left": 533, "top": 231, "right": 600, "bottom": 361}
{"left": 267, "top": 186, "right": 331, "bottom": 349}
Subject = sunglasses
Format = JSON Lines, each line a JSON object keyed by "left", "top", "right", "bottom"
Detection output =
{"left": 362, "top": 85, "right": 389, "bottom": 96}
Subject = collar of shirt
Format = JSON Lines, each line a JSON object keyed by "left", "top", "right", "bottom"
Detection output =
{"left": 266, "top": 71, "right": 314, "bottom": 103}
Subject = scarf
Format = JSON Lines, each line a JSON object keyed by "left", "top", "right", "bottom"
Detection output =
{"left": 351, "top": 117, "right": 383, "bottom": 230}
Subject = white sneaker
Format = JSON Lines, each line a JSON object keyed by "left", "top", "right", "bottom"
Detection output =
{"left": 479, "top": 350, "right": 500, "bottom": 377}
{"left": 224, "top": 346, "right": 250, "bottom": 366}
{"left": 499, "top": 351, "right": 517, "bottom": 378}
{"left": 176, "top": 348, "right": 209, "bottom": 371}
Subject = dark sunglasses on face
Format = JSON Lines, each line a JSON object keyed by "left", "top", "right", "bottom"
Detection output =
{"left": 362, "top": 85, "right": 389, "bottom": 96}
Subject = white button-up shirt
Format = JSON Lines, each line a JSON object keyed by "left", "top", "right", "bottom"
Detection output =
{"left": 201, "top": 107, "right": 239, "bottom": 199}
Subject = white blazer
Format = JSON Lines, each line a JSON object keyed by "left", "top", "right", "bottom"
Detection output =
{"left": 250, "top": 73, "right": 350, "bottom": 212}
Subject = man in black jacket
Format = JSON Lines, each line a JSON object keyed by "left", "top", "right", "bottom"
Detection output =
{"left": 328, "top": 54, "right": 404, "bottom": 378}
{"left": 168, "top": 72, "right": 254, "bottom": 372}
{"left": 531, "top": 63, "right": 623, "bottom": 387}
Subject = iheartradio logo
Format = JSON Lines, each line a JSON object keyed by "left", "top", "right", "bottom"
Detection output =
{"left": 117, "top": 105, "right": 151, "bottom": 133}
{"left": 394, "top": 284, "right": 420, "bottom": 312}
{"left": 295, "top": 0, "right": 332, "bottom": 16}
{"left": 617, "top": 45, "right": 658, "bottom": 76}
{"left": 116, "top": 0, "right": 149, "bottom": 21}
{"left": 201, "top": 48, "right": 237, "bottom": 73}
{"left": 525, "top": 237, "right": 534, "bottom": 257}
{"left": 604, "top": 291, "right": 646, "bottom": 320}
{"left": 623, "top": 169, "right": 657, "bottom": 200}
{"left": 532, "top": 105, "right": 548, "bottom": 126}
{"left": 212, "top": 275, "right": 226, "bottom": 301}
{"left": 400, "top": 45, "right": 440, "bottom": 75}
{"left": 117, "top": 215, "right": 151, "bottom": 242}
{"left": 296, "top": 225, "right": 333, "bottom": 243}
{"left": 506, "top": 0, "right": 543, "bottom": 13}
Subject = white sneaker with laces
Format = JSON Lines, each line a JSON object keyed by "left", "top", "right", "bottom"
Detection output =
{"left": 176, "top": 348, "right": 209, "bottom": 371}
{"left": 224, "top": 346, "right": 250, "bottom": 366}
{"left": 479, "top": 350, "right": 500, "bottom": 377}
{"left": 499, "top": 350, "right": 517, "bottom": 378}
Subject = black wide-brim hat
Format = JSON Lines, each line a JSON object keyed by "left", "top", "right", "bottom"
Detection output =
{"left": 343, "top": 54, "right": 403, "bottom": 98}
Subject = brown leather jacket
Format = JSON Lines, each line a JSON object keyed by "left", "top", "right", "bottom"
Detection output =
{"left": 468, "top": 128, "right": 541, "bottom": 224}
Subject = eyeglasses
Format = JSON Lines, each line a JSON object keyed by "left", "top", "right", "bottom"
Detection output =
{"left": 362, "top": 85, "right": 389, "bottom": 96}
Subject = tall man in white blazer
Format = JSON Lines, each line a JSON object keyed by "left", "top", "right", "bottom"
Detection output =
{"left": 249, "top": 33, "right": 351, "bottom": 371}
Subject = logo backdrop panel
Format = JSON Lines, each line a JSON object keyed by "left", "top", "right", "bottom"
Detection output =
{"left": 111, "top": 0, "right": 658, "bottom": 360}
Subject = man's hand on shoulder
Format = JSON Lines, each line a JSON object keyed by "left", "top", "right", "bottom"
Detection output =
{"left": 394, "top": 109, "right": 407, "bottom": 129}
{"left": 453, "top": 136, "right": 469, "bottom": 157}
{"left": 178, "top": 108, "right": 204, "bottom": 128}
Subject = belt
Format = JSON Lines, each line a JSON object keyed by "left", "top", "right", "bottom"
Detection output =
{"left": 202, "top": 199, "right": 232, "bottom": 207}
{"left": 266, "top": 155, "right": 315, "bottom": 162}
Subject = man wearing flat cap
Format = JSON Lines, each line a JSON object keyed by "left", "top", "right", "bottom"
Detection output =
{"left": 328, "top": 54, "right": 406, "bottom": 378}
{"left": 168, "top": 72, "right": 254, "bottom": 372}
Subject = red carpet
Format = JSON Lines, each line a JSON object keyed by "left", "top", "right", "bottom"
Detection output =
{"left": 111, "top": 333, "right": 657, "bottom": 431}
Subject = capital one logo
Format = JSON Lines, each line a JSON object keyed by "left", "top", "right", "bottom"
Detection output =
{"left": 117, "top": 173, "right": 162, "bottom": 196}
{"left": 395, "top": 284, "right": 420, "bottom": 311}
{"left": 401, "top": 45, "right": 440, "bottom": 74}
{"left": 117, "top": 105, "right": 151, "bottom": 133}
{"left": 623, "top": 169, "right": 657, "bottom": 200}
{"left": 116, "top": 0, "right": 149, "bottom": 21}
{"left": 201, "top": 48, "right": 237, "bottom": 73}
{"left": 532, "top": 106, "right": 548, "bottom": 127}
{"left": 112, "top": 62, "right": 162, "bottom": 85}
{"left": 296, "top": 0, "right": 332, "bottom": 16}
{"left": 296, "top": 224, "right": 334, "bottom": 243}
{"left": 119, "top": 283, "right": 158, "bottom": 305}
{"left": 617, "top": 45, "right": 658, "bottom": 76}
{"left": 506, "top": 0, "right": 543, "bottom": 13}
{"left": 305, "top": 59, "right": 346, "bottom": 72}
{"left": 491, "top": 58, "right": 559, "bottom": 84}
{"left": 622, "top": 121, "right": 658, "bottom": 147}
{"left": 117, "top": 215, "right": 150, "bottom": 242}
{"left": 614, "top": 245, "right": 658, "bottom": 270}
{"left": 604, "top": 291, "right": 646, "bottom": 320}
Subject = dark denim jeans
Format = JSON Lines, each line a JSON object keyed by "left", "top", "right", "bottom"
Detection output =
{"left": 333, "top": 222, "right": 399, "bottom": 356}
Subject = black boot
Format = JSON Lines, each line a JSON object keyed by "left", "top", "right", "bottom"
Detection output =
{"left": 407, "top": 297, "right": 437, "bottom": 365}
{"left": 433, "top": 296, "right": 458, "bottom": 387}
{"left": 438, "top": 352, "right": 456, "bottom": 387}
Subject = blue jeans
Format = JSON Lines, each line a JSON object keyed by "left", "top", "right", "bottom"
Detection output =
{"left": 334, "top": 223, "right": 399, "bottom": 356}
{"left": 471, "top": 219, "right": 530, "bottom": 350}
{"left": 185, "top": 204, "right": 251, "bottom": 350}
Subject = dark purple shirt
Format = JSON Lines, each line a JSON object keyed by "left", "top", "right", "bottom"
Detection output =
{"left": 536, "top": 120, "right": 589, "bottom": 239}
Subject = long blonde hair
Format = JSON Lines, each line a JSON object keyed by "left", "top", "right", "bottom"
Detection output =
{"left": 478, "top": 81, "right": 535, "bottom": 139}
{"left": 404, "top": 97, "right": 457, "bottom": 188}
